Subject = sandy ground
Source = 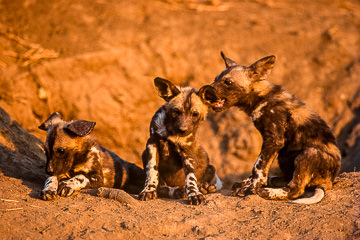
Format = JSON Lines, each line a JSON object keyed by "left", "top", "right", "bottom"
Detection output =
{"left": 0, "top": 171, "right": 359, "bottom": 240}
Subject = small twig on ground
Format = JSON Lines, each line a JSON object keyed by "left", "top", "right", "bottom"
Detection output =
{"left": 1, "top": 199, "right": 19, "bottom": 202}
{"left": 30, "top": 205, "right": 43, "bottom": 209}
{"left": 40, "top": 225, "right": 51, "bottom": 234}
{"left": 1, "top": 208, "right": 23, "bottom": 211}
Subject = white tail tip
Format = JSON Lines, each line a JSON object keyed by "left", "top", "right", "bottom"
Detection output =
{"left": 215, "top": 175, "right": 223, "bottom": 191}
{"left": 291, "top": 188, "right": 325, "bottom": 204}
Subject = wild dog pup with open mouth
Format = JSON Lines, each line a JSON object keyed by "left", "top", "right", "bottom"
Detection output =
{"left": 138, "top": 77, "right": 223, "bottom": 205}
{"left": 39, "top": 112, "right": 146, "bottom": 200}
{"left": 200, "top": 52, "right": 341, "bottom": 204}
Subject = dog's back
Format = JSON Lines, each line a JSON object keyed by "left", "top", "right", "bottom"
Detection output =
{"left": 250, "top": 83, "right": 341, "bottom": 183}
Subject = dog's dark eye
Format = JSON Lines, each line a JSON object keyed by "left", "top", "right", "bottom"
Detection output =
{"left": 224, "top": 79, "right": 232, "bottom": 85}
{"left": 192, "top": 111, "right": 200, "bottom": 119}
{"left": 171, "top": 108, "right": 182, "bottom": 118}
{"left": 56, "top": 148, "right": 65, "bottom": 155}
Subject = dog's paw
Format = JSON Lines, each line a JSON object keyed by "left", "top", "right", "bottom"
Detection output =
{"left": 199, "top": 182, "right": 217, "bottom": 195}
{"left": 232, "top": 182, "right": 252, "bottom": 197}
{"left": 232, "top": 177, "right": 264, "bottom": 197}
{"left": 57, "top": 181, "right": 79, "bottom": 197}
{"left": 188, "top": 192, "right": 205, "bottom": 205}
{"left": 138, "top": 190, "right": 157, "bottom": 201}
{"left": 40, "top": 189, "right": 58, "bottom": 201}
{"left": 41, "top": 176, "right": 59, "bottom": 200}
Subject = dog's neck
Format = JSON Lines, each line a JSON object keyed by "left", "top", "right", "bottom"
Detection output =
{"left": 235, "top": 92, "right": 264, "bottom": 116}
{"left": 237, "top": 81, "right": 282, "bottom": 116}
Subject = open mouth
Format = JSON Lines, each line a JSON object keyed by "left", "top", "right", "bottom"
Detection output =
{"left": 213, "top": 99, "right": 225, "bottom": 110}
{"left": 203, "top": 89, "right": 225, "bottom": 108}
{"left": 200, "top": 85, "right": 226, "bottom": 111}
{"left": 205, "top": 91, "right": 225, "bottom": 110}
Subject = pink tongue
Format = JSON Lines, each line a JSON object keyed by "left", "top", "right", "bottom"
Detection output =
{"left": 214, "top": 100, "right": 225, "bottom": 108}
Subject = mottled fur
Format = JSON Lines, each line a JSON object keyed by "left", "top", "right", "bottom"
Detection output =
{"left": 39, "top": 112, "right": 145, "bottom": 200}
{"left": 200, "top": 52, "right": 341, "bottom": 204}
{"left": 139, "top": 77, "right": 222, "bottom": 205}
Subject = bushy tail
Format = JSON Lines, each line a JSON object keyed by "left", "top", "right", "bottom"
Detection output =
{"left": 215, "top": 175, "right": 223, "bottom": 191}
{"left": 290, "top": 187, "right": 325, "bottom": 204}
{"left": 258, "top": 187, "right": 325, "bottom": 205}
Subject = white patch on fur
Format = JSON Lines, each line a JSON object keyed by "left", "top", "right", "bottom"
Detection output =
{"left": 214, "top": 175, "right": 223, "bottom": 191}
{"left": 141, "top": 143, "right": 159, "bottom": 193}
{"left": 252, "top": 155, "right": 267, "bottom": 187}
{"left": 251, "top": 102, "right": 268, "bottom": 122}
{"left": 73, "top": 146, "right": 100, "bottom": 173}
{"left": 61, "top": 174, "right": 90, "bottom": 191}
{"left": 185, "top": 172, "right": 200, "bottom": 196}
{"left": 183, "top": 158, "right": 194, "bottom": 170}
{"left": 254, "top": 155, "right": 262, "bottom": 168}
{"left": 263, "top": 187, "right": 289, "bottom": 198}
{"left": 291, "top": 188, "right": 325, "bottom": 205}
{"left": 103, "top": 168, "right": 110, "bottom": 174}
{"left": 42, "top": 176, "right": 58, "bottom": 192}
{"left": 283, "top": 91, "right": 293, "bottom": 99}
{"left": 151, "top": 109, "right": 167, "bottom": 137}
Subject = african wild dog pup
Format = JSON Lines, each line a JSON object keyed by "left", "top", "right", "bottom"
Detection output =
{"left": 138, "top": 77, "right": 223, "bottom": 205}
{"left": 200, "top": 52, "right": 341, "bottom": 204}
{"left": 39, "top": 112, "right": 145, "bottom": 200}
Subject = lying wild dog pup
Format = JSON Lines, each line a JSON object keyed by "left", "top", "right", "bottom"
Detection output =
{"left": 200, "top": 52, "right": 341, "bottom": 204}
{"left": 139, "top": 77, "right": 223, "bottom": 205}
{"left": 39, "top": 112, "right": 145, "bottom": 200}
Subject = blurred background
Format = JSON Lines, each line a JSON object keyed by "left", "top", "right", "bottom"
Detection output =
{"left": 0, "top": 0, "right": 359, "bottom": 187}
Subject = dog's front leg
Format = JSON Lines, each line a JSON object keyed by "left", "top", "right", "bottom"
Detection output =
{"left": 184, "top": 159, "right": 204, "bottom": 205}
{"left": 139, "top": 140, "right": 159, "bottom": 201}
{"left": 233, "top": 136, "right": 283, "bottom": 197}
{"left": 58, "top": 174, "right": 90, "bottom": 197}
{"left": 41, "top": 176, "right": 59, "bottom": 200}
{"left": 179, "top": 152, "right": 204, "bottom": 205}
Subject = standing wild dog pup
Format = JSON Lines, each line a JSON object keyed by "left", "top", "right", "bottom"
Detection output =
{"left": 139, "top": 77, "right": 223, "bottom": 205}
{"left": 200, "top": 52, "right": 341, "bottom": 204}
{"left": 39, "top": 112, "right": 146, "bottom": 200}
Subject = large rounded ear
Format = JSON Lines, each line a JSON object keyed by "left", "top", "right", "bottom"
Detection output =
{"left": 154, "top": 77, "right": 181, "bottom": 102}
{"left": 248, "top": 55, "right": 276, "bottom": 80}
{"left": 198, "top": 85, "right": 220, "bottom": 105}
{"left": 65, "top": 120, "right": 96, "bottom": 137}
{"left": 220, "top": 51, "right": 238, "bottom": 68}
{"left": 38, "top": 112, "right": 63, "bottom": 131}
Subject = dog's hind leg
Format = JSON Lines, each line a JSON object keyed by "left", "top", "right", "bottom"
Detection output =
{"left": 286, "top": 148, "right": 320, "bottom": 199}
{"left": 257, "top": 151, "right": 313, "bottom": 201}
{"left": 267, "top": 176, "right": 289, "bottom": 188}
{"left": 258, "top": 148, "right": 328, "bottom": 204}
{"left": 257, "top": 148, "right": 318, "bottom": 201}
{"left": 199, "top": 164, "right": 223, "bottom": 194}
